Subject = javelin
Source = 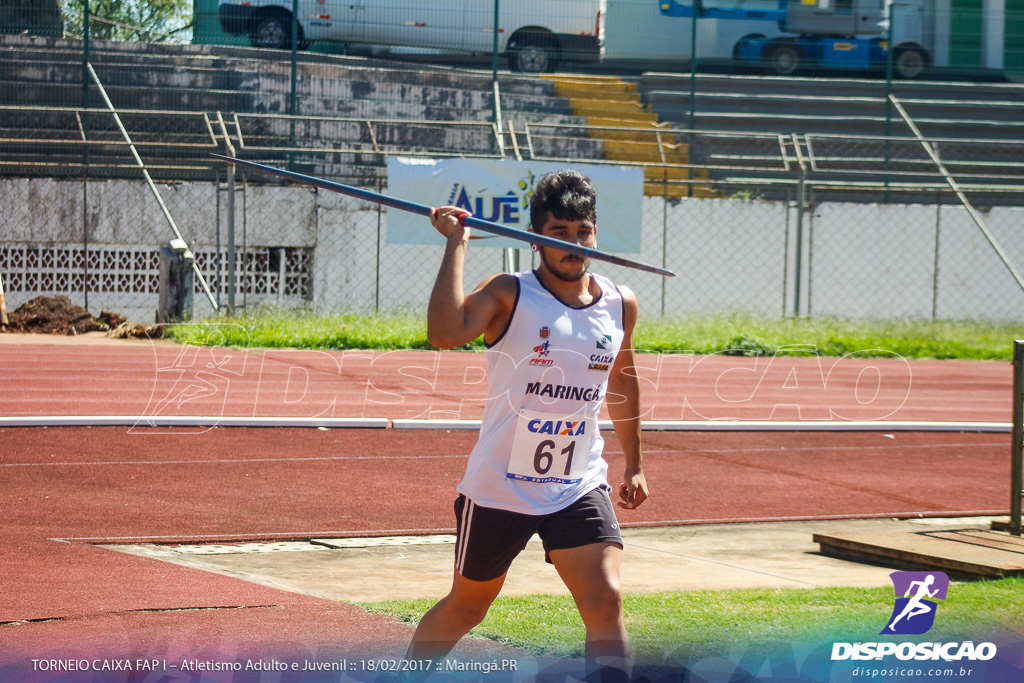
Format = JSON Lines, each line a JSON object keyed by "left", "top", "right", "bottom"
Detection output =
{"left": 211, "top": 155, "right": 675, "bottom": 277}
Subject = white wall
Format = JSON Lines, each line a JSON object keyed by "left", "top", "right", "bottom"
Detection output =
{"left": 3, "top": 177, "right": 1023, "bottom": 323}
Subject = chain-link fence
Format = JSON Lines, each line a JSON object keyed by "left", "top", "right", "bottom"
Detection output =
{"left": 3, "top": 153, "right": 1023, "bottom": 323}
{"left": 2, "top": 2, "right": 1024, "bottom": 325}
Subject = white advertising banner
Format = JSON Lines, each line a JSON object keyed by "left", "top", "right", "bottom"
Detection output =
{"left": 386, "top": 157, "right": 643, "bottom": 253}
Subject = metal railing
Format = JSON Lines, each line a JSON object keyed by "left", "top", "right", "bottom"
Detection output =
{"left": 232, "top": 113, "right": 506, "bottom": 160}
{"left": 0, "top": 106, "right": 508, "bottom": 181}
{"left": 6, "top": 104, "right": 1024, "bottom": 200}
{"left": 520, "top": 120, "right": 1024, "bottom": 196}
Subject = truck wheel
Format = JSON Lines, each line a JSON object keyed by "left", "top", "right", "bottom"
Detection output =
{"left": 894, "top": 47, "right": 926, "bottom": 79}
{"left": 767, "top": 43, "right": 801, "bottom": 76}
{"left": 251, "top": 14, "right": 290, "bottom": 50}
{"left": 509, "top": 34, "right": 558, "bottom": 73}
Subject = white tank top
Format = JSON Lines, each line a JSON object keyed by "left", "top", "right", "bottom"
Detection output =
{"left": 457, "top": 270, "right": 625, "bottom": 515}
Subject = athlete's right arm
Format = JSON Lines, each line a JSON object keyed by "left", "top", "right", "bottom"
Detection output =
{"left": 427, "top": 206, "right": 515, "bottom": 349}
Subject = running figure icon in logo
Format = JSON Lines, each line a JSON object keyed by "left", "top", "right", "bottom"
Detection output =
{"left": 882, "top": 571, "right": 949, "bottom": 635}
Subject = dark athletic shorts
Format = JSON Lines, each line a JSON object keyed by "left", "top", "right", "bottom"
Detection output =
{"left": 453, "top": 486, "right": 623, "bottom": 582}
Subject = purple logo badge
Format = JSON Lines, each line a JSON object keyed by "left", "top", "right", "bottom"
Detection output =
{"left": 881, "top": 571, "right": 949, "bottom": 635}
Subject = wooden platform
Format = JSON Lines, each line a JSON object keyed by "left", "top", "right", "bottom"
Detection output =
{"left": 813, "top": 528, "right": 1024, "bottom": 579}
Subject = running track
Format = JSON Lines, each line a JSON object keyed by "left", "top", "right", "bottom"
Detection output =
{"left": 0, "top": 339, "right": 1015, "bottom": 676}
{"left": 0, "top": 342, "right": 1009, "bottom": 423}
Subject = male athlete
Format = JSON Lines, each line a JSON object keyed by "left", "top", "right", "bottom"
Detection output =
{"left": 402, "top": 169, "right": 649, "bottom": 682}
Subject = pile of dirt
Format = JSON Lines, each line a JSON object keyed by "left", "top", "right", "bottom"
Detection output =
{"left": 3, "top": 295, "right": 165, "bottom": 338}
{"left": 6, "top": 295, "right": 103, "bottom": 335}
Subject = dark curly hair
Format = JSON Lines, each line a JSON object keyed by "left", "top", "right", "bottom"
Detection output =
{"left": 529, "top": 169, "right": 596, "bottom": 232}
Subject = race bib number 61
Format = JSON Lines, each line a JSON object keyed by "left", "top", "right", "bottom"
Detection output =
{"left": 506, "top": 409, "right": 594, "bottom": 484}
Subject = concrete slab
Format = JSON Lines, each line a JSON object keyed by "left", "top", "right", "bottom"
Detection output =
{"left": 814, "top": 526, "right": 1024, "bottom": 579}
{"left": 100, "top": 517, "right": 1011, "bottom": 604}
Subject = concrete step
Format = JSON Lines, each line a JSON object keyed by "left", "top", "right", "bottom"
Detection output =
{"left": 601, "top": 139, "right": 689, "bottom": 164}
{"left": 640, "top": 71, "right": 1024, "bottom": 104}
{"left": 568, "top": 97, "right": 650, "bottom": 113}
{"left": 653, "top": 109, "right": 1024, "bottom": 140}
{"left": 543, "top": 74, "right": 712, "bottom": 189}
{"left": 551, "top": 85, "right": 638, "bottom": 100}
{"left": 2, "top": 34, "right": 558, "bottom": 96}
{"left": 0, "top": 61, "right": 573, "bottom": 120}
{"left": 641, "top": 72, "right": 1024, "bottom": 143}
{"left": 643, "top": 181, "right": 719, "bottom": 198}
{"left": 580, "top": 117, "right": 676, "bottom": 144}
{"left": 585, "top": 126, "right": 676, "bottom": 144}
{"left": 543, "top": 73, "right": 638, "bottom": 86}
{"left": 0, "top": 82, "right": 583, "bottom": 134}
{"left": 0, "top": 34, "right": 606, "bottom": 181}
{"left": 573, "top": 107, "right": 659, "bottom": 123}
{"left": 0, "top": 35, "right": 572, "bottom": 112}
{"left": 643, "top": 165, "right": 709, "bottom": 180}
{"left": 648, "top": 90, "right": 886, "bottom": 118}
{"left": 520, "top": 133, "right": 605, "bottom": 159}
{"left": 545, "top": 75, "right": 638, "bottom": 100}
{"left": 647, "top": 89, "right": 1024, "bottom": 127}
{"left": 814, "top": 528, "right": 1024, "bottom": 579}
{"left": 564, "top": 89, "right": 640, "bottom": 103}
{"left": 642, "top": 163, "right": 717, "bottom": 198}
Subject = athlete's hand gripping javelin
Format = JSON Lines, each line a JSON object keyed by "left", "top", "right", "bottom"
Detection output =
{"left": 430, "top": 206, "right": 472, "bottom": 242}
{"left": 427, "top": 206, "right": 501, "bottom": 351}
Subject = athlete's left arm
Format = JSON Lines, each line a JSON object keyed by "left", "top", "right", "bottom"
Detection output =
{"left": 607, "top": 285, "right": 649, "bottom": 510}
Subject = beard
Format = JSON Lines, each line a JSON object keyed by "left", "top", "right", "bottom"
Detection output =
{"left": 539, "top": 248, "right": 589, "bottom": 282}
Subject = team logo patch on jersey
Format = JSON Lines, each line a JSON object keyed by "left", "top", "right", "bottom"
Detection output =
{"left": 539, "top": 326, "right": 550, "bottom": 339}
{"left": 529, "top": 340, "right": 554, "bottom": 366}
{"left": 596, "top": 334, "right": 612, "bottom": 350}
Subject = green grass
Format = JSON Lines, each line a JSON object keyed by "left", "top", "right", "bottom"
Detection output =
{"left": 634, "top": 314, "right": 1023, "bottom": 360}
{"left": 167, "top": 310, "right": 436, "bottom": 350}
{"left": 166, "top": 309, "right": 1023, "bottom": 361}
{"left": 357, "top": 579, "right": 1024, "bottom": 664}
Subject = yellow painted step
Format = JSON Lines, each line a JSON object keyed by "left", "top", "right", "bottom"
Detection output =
{"left": 584, "top": 117, "right": 675, "bottom": 140}
{"left": 602, "top": 141, "right": 689, "bottom": 165}
{"left": 643, "top": 166, "right": 709, "bottom": 180}
{"left": 550, "top": 82, "right": 638, "bottom": 98}
{"left": 569, "top": 97, "right": 648, "bottom": 113}
{"left": 644, "top": 164, "right": 719, "bottom": 198}
{"left": 545, "top": 75, "right": 639, "bottom": 102}
{"left": 571, "top": 107, "right": 658, "bottom": 123}
{"left": 644, "top": 182, "right": 720, "bottom": 199}
{"left": 544, "top": 72, "right": 716, "bottom": 198}
{"left": 589, "top": 129, "right": 668, "bottom": 142}
{"left": 606, "top": 152, "right": 683, "bottom": 164}
{"left": 543, "top": 74, "right": 636, "bottom": 88}
{"left": 561, "top": 89, "right": 640, "bottom": 102}
{"left": 586, "top": 116, "right": 671, "bottom": 128}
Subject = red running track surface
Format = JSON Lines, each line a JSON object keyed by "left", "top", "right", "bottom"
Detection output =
{"left": 0, "top": 344, "right": 1010, "bottom": 422}
{"left": 0, "top": 341, "right": 1014, "bottom": 672}
{"left": 1, "top": 427, "right": 1010, "bottom": 656}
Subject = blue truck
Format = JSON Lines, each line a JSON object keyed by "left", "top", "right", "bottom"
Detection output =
{"left": 658, "top": 0, "right": 931, "bottom": 78}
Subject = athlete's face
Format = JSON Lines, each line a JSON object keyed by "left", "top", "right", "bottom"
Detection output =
{"left": 534, "top": 215, "right": 596, "bottom": 283}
